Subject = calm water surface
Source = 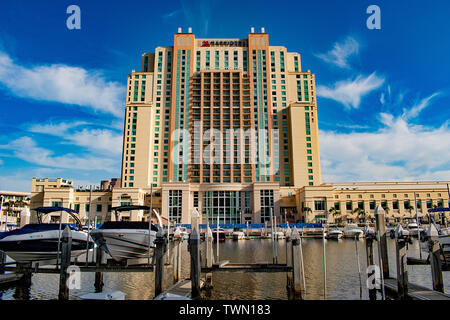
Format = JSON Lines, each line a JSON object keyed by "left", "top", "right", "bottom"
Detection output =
{"left": 1, "top": 237, "right": 449, "bottom": 300}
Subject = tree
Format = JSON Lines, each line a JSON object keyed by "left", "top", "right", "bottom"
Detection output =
{"left": 328, "top": 206, "right": 340, "bottom": 218}
{"left": 405, "top": 205, "right": 414, "bottom": 217}
{"left": 302, "top": 206, "right": 312, "bottom": 222}
{"left": 353, "top": 207, "right": 366, "bottom": 222}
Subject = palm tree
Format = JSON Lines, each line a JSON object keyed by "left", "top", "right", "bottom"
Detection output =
{"left": 302, "top": 206, "right": 312, "bottom": 222}
{"left": 353, "top": 207, "right": 366, "bottom": 223}
{"left": 328, "top": 206, "right": 340, "bottom": 221}
{"left": 405, "top": 205, "right": 414, "bottom": 218}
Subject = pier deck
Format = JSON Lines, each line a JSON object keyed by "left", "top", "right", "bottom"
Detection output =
{"left": 154, "top": 279, "right": 193, "bottom": 300}
{"left": 384, "top": 278, "right": 450, "bottom": 300}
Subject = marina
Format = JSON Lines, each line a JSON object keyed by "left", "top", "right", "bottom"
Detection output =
{"left": 0, "top": 206, "right": 449, "bottom": 300}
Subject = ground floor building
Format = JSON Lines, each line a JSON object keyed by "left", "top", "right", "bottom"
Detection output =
{"left": 27, "top": 178, "right": 450, "bottom": 226}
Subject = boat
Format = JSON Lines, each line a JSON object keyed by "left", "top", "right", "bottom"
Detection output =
{"left": 273, "top": 230, "right": 285, "bottom": 240}
{"left": 343, "top": 223, "right": 364, "bottom": 239}
{"left": 0, "top": 206, "right": 94, "bottom": 263}
{"left": 89, "top": 205, "right": 162, "bottom": 262}
{"left": 425, "top": 208, "right": 450, "bottom": 259}
{"left": 175, "top": 226, "right": 189, "bottom": 240}
{"left": 325, "top": 224, "right": 343, "bottom": 240}
{"left": 231, "top": 227, "right": 245, "bottom": 240}
{"left": 211, "top": 228, "right": 226, "bottom": 242}
{"left": 406, "top": 219, "right": 423, "bottom": 237}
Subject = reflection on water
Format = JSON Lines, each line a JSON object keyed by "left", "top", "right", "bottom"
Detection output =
{"left": 1, "top": 238, "right": 449, "bottom": 300}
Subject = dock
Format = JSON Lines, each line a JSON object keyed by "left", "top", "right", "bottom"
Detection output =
{"left": 384, "top": 278, "right": 450, "bottom": 300}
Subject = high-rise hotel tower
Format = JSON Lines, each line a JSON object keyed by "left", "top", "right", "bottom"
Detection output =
{"left": 120, "top": 28, "right": 321, "bottom": 224}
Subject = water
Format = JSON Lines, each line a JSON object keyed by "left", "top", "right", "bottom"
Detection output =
{"left": 1, "top": 237, "right": 449, "bottom": 300}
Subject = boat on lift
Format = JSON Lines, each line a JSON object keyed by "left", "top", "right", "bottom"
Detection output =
{"left": 0, "top": 206, "right": 94, "bottom": 263}
{"left": 343, "top": 223, "right": 364, "bottom": 239}
{"left": 89, "top": 205, "right": 163, "bottom": 262}
{"left": 231, "top": 227, "right": 245, "bottom": 240}
{"left": 425, "top": 207, "right": 450, "bottom": 259}
{"left": 325, "top": 224, "right": 343, "bottom": 240}
{"left": 405, "top": 218, "right": 423, "bottom": 237}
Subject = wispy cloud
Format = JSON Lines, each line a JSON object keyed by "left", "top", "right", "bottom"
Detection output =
{"left": 0, "top": 51, "right": 125, "bottom": 117}
{"left": 401, "top": 92, "right": 442, "bottom": 120}
{"left": 162, "top": 9, "right": 182, "bottom": 20}
{"left": 316, "top": 36, "right": 360, "bottom": 69}
{"left": 317, "top": 72, "right": 385, "bottom": 109}
{"left": 163, "top": 0, "right": 215, "bottom": 36}
{"left": 0, "top": 137, "right": 119, "bottom": 172}
{"left": 27, "top": 121, "right": 123, "bottom": 156}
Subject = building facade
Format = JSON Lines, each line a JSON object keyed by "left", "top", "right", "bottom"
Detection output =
{"left": 0, "top": 190, "right": 30, "bottom": 228}
{"left": 118, "top": 28, "right": 320, "bottom": 224}
{"left": 28, "top": 29, "right": 450, "bottom": 225}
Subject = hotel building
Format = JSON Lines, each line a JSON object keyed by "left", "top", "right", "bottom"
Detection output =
{"left": 29, "top": 29, "right": 450, "bottom": 225}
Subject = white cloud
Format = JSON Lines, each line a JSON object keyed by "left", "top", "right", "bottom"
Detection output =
{"left": 316, "top": 36, "right": 360, "bottom": 69}
{"left": 317, "top": 72, "right": 385, "bottom": 109}
{"left": 320, "top": 115, "right": 450, "bottom": 182}
{"left": 0, "top": 51, "right": 125, "bottom": 117}
{"left": 28, "top": 121, "right": 123, "bottom": 156}
{"left": 0, "top": 137, "right": 119, "bottom": 172}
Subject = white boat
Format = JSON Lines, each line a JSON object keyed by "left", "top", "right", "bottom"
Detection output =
{"left": 273, "top": 230, "right": 285, "bottom": 240}
{"left": 406, "top": 219, "right": 423, "bottom": 237}
{"left": 326, "top": 225, "right": 343, "bottom": 240}
{"left": 0, "top": 207, "right": 94, "bottom": 263}
{"left": 439, "top": 228, "right": 450, "bottom": 258}
{"left": 175, "top": 226, "right": 189, "bottom": 240}
{"left": 425, "top": 207, "right": 450, "bottom": 258}
{"left": 89, "top": 205, "right": 161, "bottom": 262}
{"left": 231, "top": 227, "right": 245, "bottom": 240}
{"left": 343, "top": 223, "right": 364, "bottom": 239}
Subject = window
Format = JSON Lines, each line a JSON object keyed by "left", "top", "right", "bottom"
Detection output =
{"left": 393, "top": 201, "right": 399, "bottom": 210}
{"left": 260, "top": 190, "right": 274, "bottom": 223}
{"left": 169, "top": 190, "right": 183, "bottom": 223}
{"left": 96, "top": 204, "right": 102, "bottom": 212}
{"left": 314, "top": 201, "right": 326, "bottom": 211}
{"left": 346, "top": 202, "right": 352, "bottom": 211}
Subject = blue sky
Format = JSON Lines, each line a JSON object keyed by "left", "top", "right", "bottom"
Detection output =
{"left": 0, "top": 0, "right": 450, "bottom": 192}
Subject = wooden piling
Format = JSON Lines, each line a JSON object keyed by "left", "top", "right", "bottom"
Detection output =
{"left": 0, "top": 250, "right": 5, "bottom": 275}
{"left": 365, "top": 235, "right": 377, "bottom": 300}
{"left": 172, "top": 234, "right": 182, "bottom": 283}
{"left": 190, "top": 227, "right": 201, "bottom": 299}
{"left": 94, "top": 245, "right": 104, "bottom": 292}
{"left": 285, "top": 231, "right": 293, "bottom": 290}
{"left": 428, "top": 239, "right": 444, "bottom": 293}
{"left": 58, "top": 226, "right": 72, "bottom": 300}
{"left": 205, "top": 226, "right": 213, "bottom": 288}
{"left": 290, "top": 227, "right": 304, "bottom": 299}
{"left": 154, "top": 228, "right": 166, "bottom": 297}
{"left": 395, "top": 232, "right": 408, "bottom": 299}
{"left": 375, "top": 205, "right": 389, "bottom": 279}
